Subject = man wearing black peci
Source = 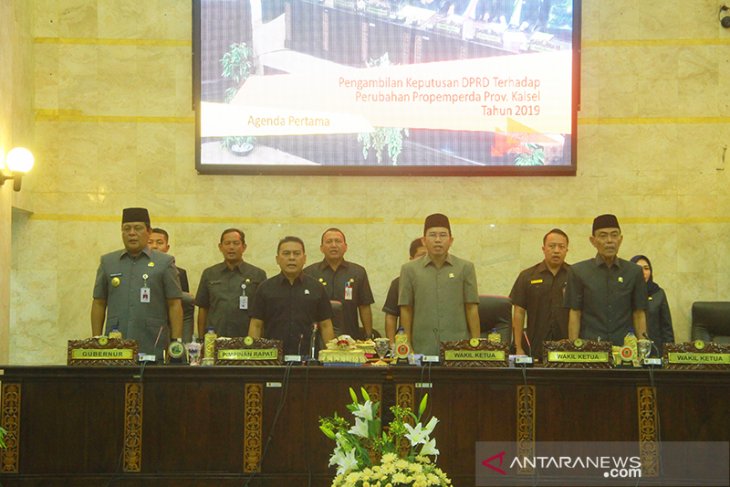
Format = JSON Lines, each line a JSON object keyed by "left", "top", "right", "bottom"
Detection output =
{"left": 564, "top": 214, "right": 647, "bottom": 345}
{"left": 91, "top": 207, "right": 183, "bottom": 359}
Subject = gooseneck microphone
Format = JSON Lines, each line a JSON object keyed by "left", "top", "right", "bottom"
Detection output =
{"left": 309, "top": 323, "right": 319, "bottom": 362}
{"left": 642, "top": 332, "right": 662, "bottom": 358}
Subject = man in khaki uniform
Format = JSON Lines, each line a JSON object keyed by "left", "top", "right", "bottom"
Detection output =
{"left": 91, "top": 207, "right": 183, "bottom": 359}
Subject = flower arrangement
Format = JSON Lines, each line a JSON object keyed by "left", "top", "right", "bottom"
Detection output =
{"left": 320, "top": 387, "right": 452, "bottom": 487}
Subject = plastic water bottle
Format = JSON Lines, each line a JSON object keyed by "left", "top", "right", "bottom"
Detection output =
{"left": 108, "top": 325, "right": 122, "bottom": 340}
{"left": 203, "top": 327, "right": 217, "bottom": 366}
{"left": 488, "top": 328, "right": 501, "bottom": 344}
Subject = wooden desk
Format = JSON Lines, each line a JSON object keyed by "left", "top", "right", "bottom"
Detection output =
{"left": 1, "top": 366, "right": 728, "bottom": 486}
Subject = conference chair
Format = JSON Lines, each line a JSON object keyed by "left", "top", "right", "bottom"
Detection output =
{"left": 691, "top": 301, "right": 730, "bottom": 344}
{"left": 478, "top": 295, "right": 512, "bottom": 345}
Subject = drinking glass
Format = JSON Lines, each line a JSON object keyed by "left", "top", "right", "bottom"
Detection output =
{"left": 374, "top": 338, "right": 391, "bottom": 360}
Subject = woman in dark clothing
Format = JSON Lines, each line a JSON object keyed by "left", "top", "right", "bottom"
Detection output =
{"left": 630, "top": 255, "right": 675, "bottom": 355}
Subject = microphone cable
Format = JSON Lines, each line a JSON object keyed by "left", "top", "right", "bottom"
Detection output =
{"left": 242, "top": 361, "right": 293, "bottom": 487}
{"left": 106, "top": 324, "right": 165, "bottom": 486}
{"left": 642, "top": 333, "right": 665, "bottom": 480}
{"left": 518, "top": 351, "right": 540, "bottom": 487}
{"left": 304, "top": 342, "right": 317, "bottom": 487}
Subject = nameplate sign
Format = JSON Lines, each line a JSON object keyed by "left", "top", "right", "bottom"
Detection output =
{"left": 441, "top": 339, "right": 509, "bottom": 368}
{"left": 72, "top": 349, "right": 136, "bottom": 360}
{"left": 542, "top": 339, "right": 613, "bottom": 369}
{"left": 333, "top": 0, "right": 356, "bottom": 10}
{"left": 214, "top": 336, "right": 283, "bottom": 366}
{"left": 217, "top": 349, "right": 278, "bottom": 361}
{"left": 667, "top": 353, "right": 730, "bottom": 365}
{"left": 68, "top": 337, "right": 138, "bottom": 366}
{"left": 664, "top": 341, "right": 730, "bottom": 370}
{"left": 547, "top": 351, "right": 610, "bottom": 363}
{"left": 435, "top": 22, "right": 461, "bottom": 36}
{"left": 444, "top": 350, "right": 506, "bottom": 361}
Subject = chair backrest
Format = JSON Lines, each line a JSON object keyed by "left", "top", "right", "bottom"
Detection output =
{"left": 691, "top": 302, "right": 730, "bottom": 344}
{"left": 478, "top": 295, "right": 512, "bottom": 344}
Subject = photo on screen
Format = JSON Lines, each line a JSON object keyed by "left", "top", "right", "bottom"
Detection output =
{"left": 194, "top": 0, "right": 580, "bottom": 175}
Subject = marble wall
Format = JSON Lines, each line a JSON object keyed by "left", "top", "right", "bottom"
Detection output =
{"left": 6, "top": 0, "right": 730, "bottom": 364}
{"left": 1, "top": 0, "right": 34, "bottom": 363}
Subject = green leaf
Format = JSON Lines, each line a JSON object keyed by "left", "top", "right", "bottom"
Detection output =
{"left": 418, "top": 393, "right": 429, "bottom": 418}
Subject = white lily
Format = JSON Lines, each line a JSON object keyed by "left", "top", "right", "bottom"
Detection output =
{"left": 329, "top": 446, "right": 345, "bottom": 469}
{"left": 420, "top": 437, "right": 440, "bottom": 457}
{"left": 404, "top": 416, "right": 439, "bottom": 445}
{"left": 352, "top": 400, "right": 374, "bottom": 421}
{"left": 329, "top": 446, "right": 359, "bottom": 476}
{"left": 423, "top": 416, "right": 439, "bottom": 435}
{"left": 348, "top": 417, "right": 369, "bottom": 438}
{"left": 339, "top": 447, "right": 359, "bottom": 475}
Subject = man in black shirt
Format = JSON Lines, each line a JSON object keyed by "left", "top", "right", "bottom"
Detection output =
{"left": 148, "top": 226, "right": 195, "bottom": 342}
{"left": 382, "top": 238, "right": 427, "bottom": 342}
{"left": 304, "top": 228, "right": 375, "bottom": 339}
{"left": 564, "top": 214, "right": 647, "bottom": 345}
{"left": 509, "top": 228, "right": 570, "bottom": 359}
{"left": 249, "top": 236, "right": 335, "bottom": 355}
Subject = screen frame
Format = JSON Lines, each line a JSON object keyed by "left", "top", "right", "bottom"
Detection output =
{"left": 193, "top": 0, "right": 581, "bottom": 177}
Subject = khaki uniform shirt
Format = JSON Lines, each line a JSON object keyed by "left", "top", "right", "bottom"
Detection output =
{"left": 398, "top": 253, "right": 479, "bottom": 355}
{"left": 195, "top": 261, "right": 267, "bottom": 337}
{"left": 93, "top": 247, "right": 183, "bottom": 358}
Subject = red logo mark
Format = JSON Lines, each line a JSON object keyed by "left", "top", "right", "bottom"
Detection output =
{"left": 482, "top": 451, "right": 507, "bottom": 475}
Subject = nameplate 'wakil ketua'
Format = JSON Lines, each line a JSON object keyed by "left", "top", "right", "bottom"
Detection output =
{"left": 664, "top": 341, "right": 730, "bottom": 370}
{"left": 542, "top": 339, "right": 613, "bottom": 369}
{"left": 440, "top": 338, "right": 509, "bottom": 367}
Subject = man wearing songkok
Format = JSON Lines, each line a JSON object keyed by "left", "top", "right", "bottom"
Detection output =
{"left": 510, "top": 228, "right": 571, "bottom": 359}
{"left": 564, "top": 214, "right": 647, "bottom": 345}
{"left": 195, "top": 228, "right": 267, "bottom": 339}
{"left": 304, "top": 228, "right": 375, "bottom": 339}
{"left": 398, "top": 213, "right": 481, "bottom": 355}
{"left": 249, "top": 236, "right": 335, "bottom": 356}
{"left": 91, "top": 207, "right": 183, "bottom": 359}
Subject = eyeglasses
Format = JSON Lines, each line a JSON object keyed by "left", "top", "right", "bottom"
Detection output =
{"left": 595, "top": 231, "right": 620, "bottom": 241}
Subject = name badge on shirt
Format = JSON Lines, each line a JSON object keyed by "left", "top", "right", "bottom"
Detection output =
{"left": 140, "top": 287, "right": 151, "bottom": 303}
{"left": 240, "top": 296, "right": 249, "bottom": 310}
{"left": 345, "top": 283, "right": 353, "bottom": 301}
